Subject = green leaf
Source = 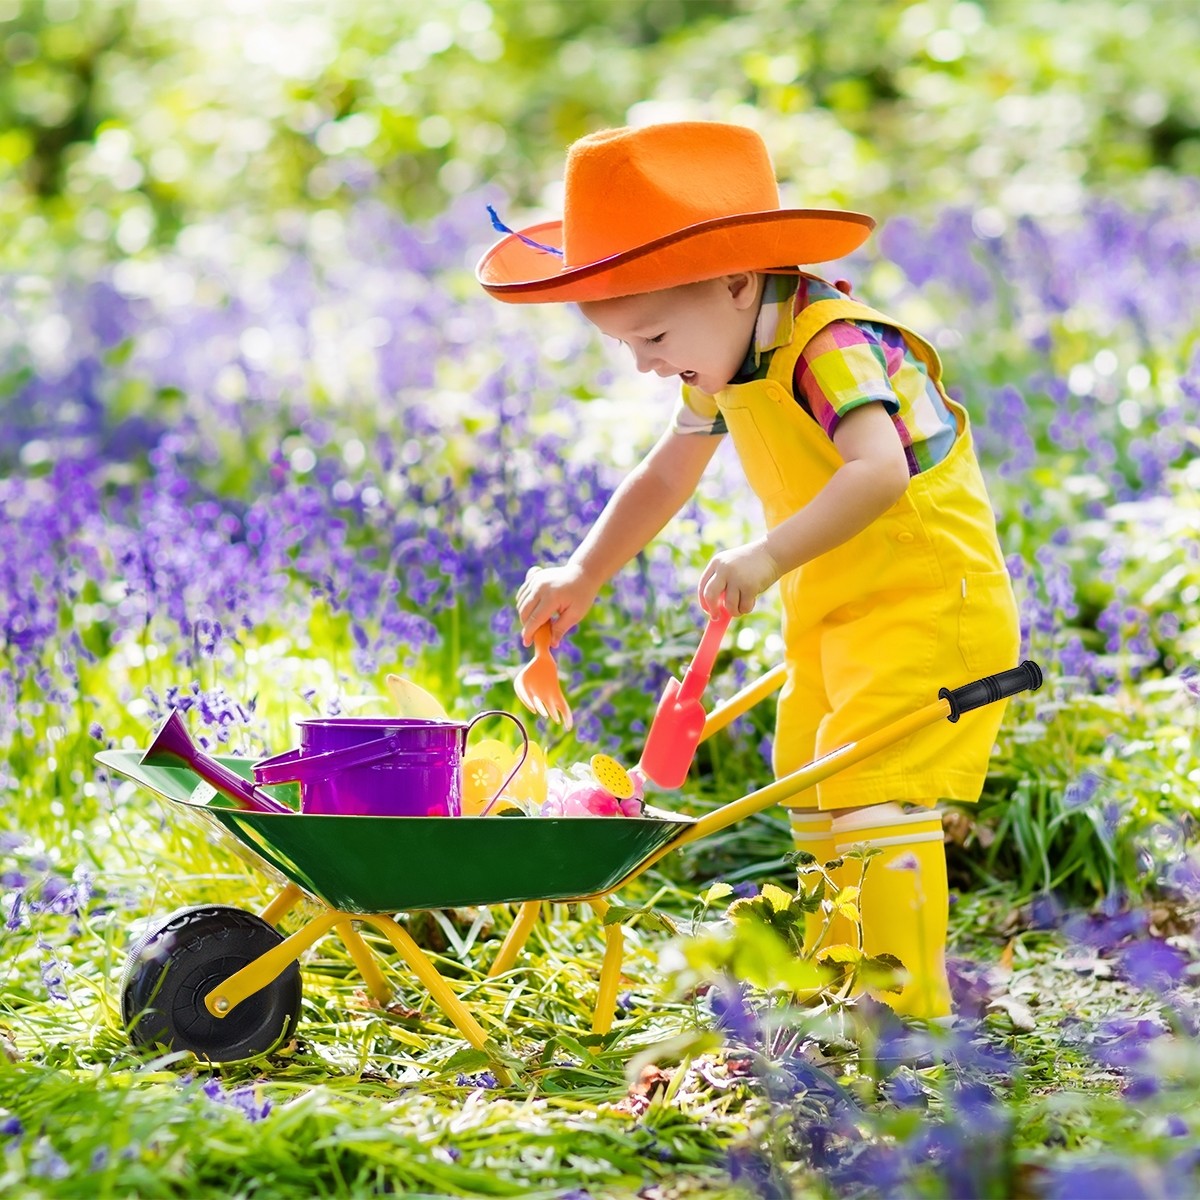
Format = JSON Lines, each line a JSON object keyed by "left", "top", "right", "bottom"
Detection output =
{"left": 858, "top": 954, "right": 907, "bottom": 994}
{"left": 817, "top": 943, "right": 863, "bottom": 965}
{"left": 760, "top": 883, "right": 795, "bottom": 912}
{"left": 603, "top": 902, "right": 677, "bottom": 935}
{"left": 700, "top": 881, "right": 734, "bottom": 906}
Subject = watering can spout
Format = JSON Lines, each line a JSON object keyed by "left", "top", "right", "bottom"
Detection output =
{"left": 142, "top": 709, "right": 291, "bottom": 814}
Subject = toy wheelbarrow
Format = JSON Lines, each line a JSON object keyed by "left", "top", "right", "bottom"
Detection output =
{"left": 96, "top": 662, "right": 1041, "bottom": 1072}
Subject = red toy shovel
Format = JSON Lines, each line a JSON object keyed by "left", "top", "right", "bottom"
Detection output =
{"left": 637, "top": 605, "right": 732, "bottom": 789}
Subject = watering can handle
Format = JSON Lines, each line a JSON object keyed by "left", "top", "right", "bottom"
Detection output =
{"left": 253, "top": 735, "right": 405, "bottom": 786}
{"left": 466, "top": 709, "right": 529, "bottom": 816}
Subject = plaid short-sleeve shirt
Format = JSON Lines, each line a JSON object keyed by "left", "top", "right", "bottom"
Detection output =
{"left": 672, "top": 274, "right": 957, "bottom": 476}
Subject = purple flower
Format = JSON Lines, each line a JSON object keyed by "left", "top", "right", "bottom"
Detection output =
{"left": 201, "top": 1078, "right": 272, "bottom": 1122}
{"left": 946, "top": 957, "right": 996, "bottom": 1018}
{"left": 455, "top": 1071, "right": 498, "bottom": 1090}
{"left": 1041, "top": 1160, "right": 1152, "bottom": 1200}
{"left": 726, "top": 1144, "right": 789, "bottom": 1200}
{"left": 775, "top": 1058, "right": 859, "bottom": 1115}
{"left": 1062, "top": 906, "right": 1147, "bottom": 954}
{"left": 29, "top": 1137, "right": 70, "bottom": 1180}
{"left": 1119, "top": 938, "right": 1190, "bottom": 991}
{"left": 42, "top": 869, "right": 94, "bottom": 916}
{"left": 1122, "top": 1073, "right": 1159, "bottom": 1100}
{"left": 883, "top": 1069, "right": 926, "bottom": 1108}
{"left": 1063, "top": 773, "right": 1101, "bottom": 811}
{"left": 1081, "top": 1016, "right": 1168, "bottom": 1069}
{"left": 1029, "top": 892, "right": 1066, "bottom": 931}
{"left": 4, "top": 892, "right": 23, "bottom": 931}
{"left": 37, "top": 937, "right": 68, "bottom": 1001}
{"left": 827, "top": 1139, "right": 909, "bottom": 1196}
{"left": 708, "top": 978, "right": 759, "bottom": 1046}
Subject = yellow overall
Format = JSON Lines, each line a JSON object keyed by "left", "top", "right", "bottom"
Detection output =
{"left": 697, "top": 295, "right": 1020, "bottom": 812}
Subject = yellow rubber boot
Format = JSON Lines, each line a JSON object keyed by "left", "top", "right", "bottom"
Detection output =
{"left": 832, "top": 804, "right": 951, "bottom": 1019}
{"left": 787, "top": 809, "right": 858, "bottom": 955}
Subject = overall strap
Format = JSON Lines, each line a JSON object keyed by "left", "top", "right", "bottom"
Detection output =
{"left": 766, "top": 297, "right": 946, "bottom": 390}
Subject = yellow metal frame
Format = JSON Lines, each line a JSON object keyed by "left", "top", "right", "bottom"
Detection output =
{"left": 486, "top": 679, "right": 955, "bottom": 1034}
{"left": 194, "top": 668, "right": 952, "bottom": 1069}
{"left": 202, "top": 884, "right": 514, "bottom": 1084}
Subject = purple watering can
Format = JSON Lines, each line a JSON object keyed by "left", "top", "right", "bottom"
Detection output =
{"left": 142, "top": 708, "right": 528, "bottom": 818}
{"left": 142, "top": 710, "right": 292, "bottom": 814}
{"left": 253, "top": 711, "right": 528, "bottom": 817}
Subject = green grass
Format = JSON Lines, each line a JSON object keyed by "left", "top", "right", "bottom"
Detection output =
{"left": 4, "top": 756, "right": 1200, "bottom": 1198}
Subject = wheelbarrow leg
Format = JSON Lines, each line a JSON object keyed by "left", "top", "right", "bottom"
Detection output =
{"left": 260, "top": 882, "right": 303, "bottom": 926}
{"left": 487, "top": 901, "right": 542, "bottom": 979}
{"left": 335, "top": 920, "right": 392, "bottom": 1006}
{"left": 205, "top": 908, "right": 343, "bottom": 1018}
{"left": 589, "top": 898, "right": 624, "bottom": 1036}
{"left": 363, "top": 915, "right": 512, "bottom": 1086}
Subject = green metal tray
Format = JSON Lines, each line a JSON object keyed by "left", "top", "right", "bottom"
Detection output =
{"left": 97, "top": 750, "right": 693, "bottom": 915}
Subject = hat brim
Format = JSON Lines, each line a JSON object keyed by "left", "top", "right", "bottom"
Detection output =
{"left": 476, "top": 208, "right": 876, "bottom": 304}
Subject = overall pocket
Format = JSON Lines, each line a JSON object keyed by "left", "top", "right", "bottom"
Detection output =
{"left": 720, "top": 400, "right": 786, "bottom": 504}
{"left": 957, "top": 569, "right": 1020, "bottom": 677}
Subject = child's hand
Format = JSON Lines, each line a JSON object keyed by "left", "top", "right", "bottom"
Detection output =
{"left": 516, "top": 564, "right": 599, "bottom": 647}
{"left": 698, "top": 539, "right": 781, "bottom": 616}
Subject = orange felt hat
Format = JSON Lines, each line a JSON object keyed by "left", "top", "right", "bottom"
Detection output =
{"left": 477, "top": 122, "right": 875, "bottom": 304}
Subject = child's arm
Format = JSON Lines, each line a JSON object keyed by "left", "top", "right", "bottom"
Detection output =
{"left": 518, "top": 428, "right": 721, "bottom": 646}
{"left": 697, "top": 401, "right": 909, "bottom": 615}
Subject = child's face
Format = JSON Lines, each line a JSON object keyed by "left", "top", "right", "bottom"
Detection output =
{"left": 579, "top": 274, "right": 761, "bottom": 396}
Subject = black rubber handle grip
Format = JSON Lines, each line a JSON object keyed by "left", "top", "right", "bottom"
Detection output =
{"left": 939, "top": 660, "right": 1043, "bottom": 723}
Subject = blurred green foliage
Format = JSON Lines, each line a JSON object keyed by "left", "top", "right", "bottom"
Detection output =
{"left": 3, "top": 0, "right": 1199, "bottom": 270}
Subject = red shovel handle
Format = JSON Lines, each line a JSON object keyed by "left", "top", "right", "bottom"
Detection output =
{"left": 676, "top": 605, "right": 731, "bottom": 704}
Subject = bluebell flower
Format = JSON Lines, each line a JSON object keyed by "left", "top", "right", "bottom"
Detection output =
{"left": 29, "top": 1137, "right": 70, "bottom": 1180}
{"left": 946, "top": 958, "right": 995, "bottom": 1018}
{"left": 1063, "top": 774, "right": 1101, "bottom": 811}
{"left": 1062, "top": 906, "right": 1147, "bottom": 954}
{"left": 36, "top": 937, "right": 68, "bottom": 1001}
{"left": 1041, "top": 1159, "right": 1152, "bottom": 1200}
{"left": 883, "top": 1069, "right": 926, "bottom": 1108}
{"left": 827, "top": 1139, "right": 909, "bottom": 1197}
{"left": 1122, "top": 1074, "right": 1159, "bottom": 1101}
{"left": 455, "top": 1071, "right": 498, "bottom": 1090}
{"left": 1119, "top": 938, "right": 1189, "bottom": 991}
{"left": 4, "top": 892, "right": 23, "bottom": 931}
{"left": 201, "top": 1078, "right": 272, "bottom": 1122}
{"left": 725, "top": 1144, "right": 789, "bottom": 1200}
{"left": 707, "top": 978, "right": 759, "bottom": 1047}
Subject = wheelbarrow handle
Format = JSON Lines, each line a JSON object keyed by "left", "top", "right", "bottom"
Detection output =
{"left": 939, "top": 660, "right": 1043, "bottom": 722}
{"left": 699, "top": 663, "right": 788, "bottom": 743}
{"left": 610, "top": 660, "right": 1046, "bottom": 887}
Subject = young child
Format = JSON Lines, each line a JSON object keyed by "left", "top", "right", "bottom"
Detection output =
{"left": 477, "top": 122, "right": 1020, "bottom": 1019}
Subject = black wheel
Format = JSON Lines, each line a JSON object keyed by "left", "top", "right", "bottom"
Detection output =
{"left": 121, "top": 904, "right": 302, "bottom": 1063}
